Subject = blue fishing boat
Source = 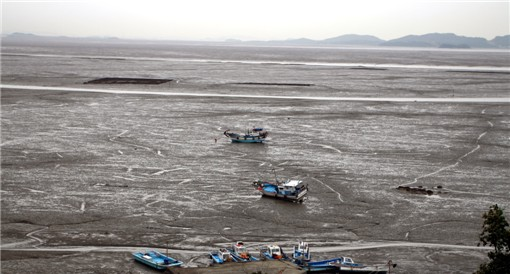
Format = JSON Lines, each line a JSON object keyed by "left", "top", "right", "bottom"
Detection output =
{"left": 259, "top": 244, "right": 288, "bottom": 260}
{"left": 253, "top": 179, "right": 308, "bottom": 203}
{"left": 209, "top": 248, "right": 237, "bottom": 264}
{"left": 301, "top": 257, "right": 389, "bottom": 273}
{"left": 132, "top": 250, "right": 183, "bottom": 270}
{"left": 301, "top": 257, "right": 342, "bottom": 272}
{"left": 228, "top": 241, "right": 259, "bottom": 262}
{"left": 292, "top": 241, "right": 311, "bottom": 263}
{"left": 224, "top": 128, "right": 268, "bottom": 143}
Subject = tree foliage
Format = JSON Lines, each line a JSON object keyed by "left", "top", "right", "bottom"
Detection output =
{"left": 475, "top": 204, "right": 510, "bottom": 274}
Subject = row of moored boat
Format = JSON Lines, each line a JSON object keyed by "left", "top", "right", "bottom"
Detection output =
{"left": 133, "top": 241, "right": 394, "bottom": 273}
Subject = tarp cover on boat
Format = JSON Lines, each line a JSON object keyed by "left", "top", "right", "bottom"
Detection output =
{"left": 263, "top": 185, "right": 278, "bottom": 193}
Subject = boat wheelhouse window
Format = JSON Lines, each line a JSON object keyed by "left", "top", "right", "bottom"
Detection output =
{"left": 237, "top": 246, "right": 247, "bottom": 253}
{"left": 270, "top": 247, "right": 280, "bottom": 254}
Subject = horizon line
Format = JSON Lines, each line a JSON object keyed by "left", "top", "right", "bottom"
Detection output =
{"left": 3, "top": 31, "right": 509, "bottom": 43}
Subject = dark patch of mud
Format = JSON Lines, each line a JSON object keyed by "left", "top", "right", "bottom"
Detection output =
{"left": 84, "top": 77, "right": 172, "bottom": 84}
{"left": 396, "top": 186, "right": 442, "bottom": 195}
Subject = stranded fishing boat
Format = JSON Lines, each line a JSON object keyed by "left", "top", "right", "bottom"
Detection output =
{"left": 132, "top": 250, "right": 183, "bottom": 270}
{"left": 253, "top": 179, "right": 308, "bottom": 203}
{"left": 260, "top": 244, "right": 288, "bottom": 260}
{"left": 301, "top": 257, "right": 389, "bottom": 273}
{"left": 292, "top": 241, "right": 311, "bottom": 262}
{"left": 228, "top": 241, "right": 258, "bottom": 262}
{"left": 209, "top": 248, "right": 236, "bottom": 264}
{"left": 224, "top": 128, "right": 268, "bottom": 143}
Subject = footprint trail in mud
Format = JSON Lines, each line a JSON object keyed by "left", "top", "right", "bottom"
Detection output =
{"left": 402, "top": 119, "right": 493, "bottom": 188}
{"left": 311, "top": 177, "right": 344, "bottom": 202}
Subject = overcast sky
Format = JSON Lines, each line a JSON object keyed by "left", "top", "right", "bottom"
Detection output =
{"left": 2, "top": 0, "right": 509, "bottom": 41}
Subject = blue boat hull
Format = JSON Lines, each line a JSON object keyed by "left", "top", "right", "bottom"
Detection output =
{"left": 258, "top": 184, "right": 308, "bottom": 202}
{"left": 210, "top": 253, "right": 224, "bottom": 264}
{"left": 133, "top": 255, "right": 168, "bottom": 270}
{"left": 227, "top": 249, "right": 259, "bottom": 262}
{"left": 300, "top": 258, "right": 388, "bottom": 274}
{"left": 132, "top": 251, "right": 183, "bottom": 270}
{"left": 230, "top": 138, "right": 265, "bottom": 143}
{"left": 300, "top": 258, "right": 343, "bottom": 273}
{"left": 224, "top": 130, "right": 267, "bottom": 143}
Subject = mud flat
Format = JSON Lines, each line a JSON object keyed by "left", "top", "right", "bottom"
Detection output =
{"left": 1, "top": 41, "right": 509, "bottom": 274}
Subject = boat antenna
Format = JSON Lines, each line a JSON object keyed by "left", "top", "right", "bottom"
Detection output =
{"left": 272, "top": 167, "right": 279, "bottom": 183}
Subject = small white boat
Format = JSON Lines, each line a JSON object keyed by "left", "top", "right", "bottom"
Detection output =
{"left": 293, "top": 241, "right": 311, "bottom": 262}
{"left": 228, "top": 241, "right": 258, "bottom": 262}
{"left": 260, "top": 244, "right": 287, "bottom": 260}
{"left": 210, "top": 248, "right": 236, "bottom": 263}
{"left": 132, "top": 250, "right": 183, "bottom": 270}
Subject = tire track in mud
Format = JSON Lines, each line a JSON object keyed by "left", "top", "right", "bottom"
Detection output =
{"left": 310, "top": 177, "right": 344, "bottom": 202}
{"left": 0, "top": 226, "right": 50, "bottom": 249}
{"left": 400, "top": 119, "right": 493, "bottom": 188}
{"left": 310, "top": 241, "right": 491, "bottom": 252}
{"left": 306, "top": 141, "right": 343, "bottom": 155}
{"left": 27, "top": 227, "right": 48, "bottom": 247}
{"left": 2, "top": 241, "right": 491, "bottom": 253}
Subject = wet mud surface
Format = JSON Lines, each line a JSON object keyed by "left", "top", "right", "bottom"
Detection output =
{"left": 1, "top": 41, "right": 509, "bottom": 273}
{"left": 84, "top": 77, "right": 173, "bottom": 85}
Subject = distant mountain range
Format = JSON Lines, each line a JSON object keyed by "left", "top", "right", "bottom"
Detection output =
{"left": 245, "top": 33, "right": 509, "bottom": 49}
{"left": 380, "top": 33, "right": 508, "bottom": 48}
{"left": 3, "top": 32, "right": 510, "bottom": 49}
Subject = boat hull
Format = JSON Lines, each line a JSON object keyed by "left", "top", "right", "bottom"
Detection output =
{"left": 301, "top": 258, "right": 388, "bottom": 274}
{"left": 224, "top": 129, "right": 267, "bottom": 143}
{"left": 229, "top": 253, "right": 259, "bottom": 262}
{"left": 259, "top": 184, "right": 308, "bottom": 202}
{"left": 210, "top": 253, "right": 224, "bottom": 264}
{"left": 231, "top": 138, "right": 265, "bottom": 143}
{"left": 132, "top": 251, "right": 183, "bottom": 270}
{"left": 261, "top": 190, "right": 308, "bottom": 202}
{"left": 227, "top": 249, "right": 258, "bottom": 262}
{"left": 301, "top": 258, "right": 344, "bottom": 273}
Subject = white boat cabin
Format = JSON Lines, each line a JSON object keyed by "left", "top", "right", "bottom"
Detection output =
{"left": 233, "top": 241, "right": 249, "bottom": 254}
{"left": 278, "top": 180, "right": 304, "bottom": 194}
{"left": 268, "top": 245, "right": 282, "bottom": 256}
{"left": 341, "top": 257, "right": 355, "bottom": 264}
{"left": 293, "top": 241, "right": 311, "bottom": 260}
{"left": 219, "top": 248, "right": 232, "bottom": 261}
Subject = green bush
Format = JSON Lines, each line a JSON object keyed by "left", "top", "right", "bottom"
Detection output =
{"left": 475, "top": 204, "right": 510, "bottom": 274}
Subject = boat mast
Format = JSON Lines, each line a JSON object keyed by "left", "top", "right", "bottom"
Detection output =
{"left": 272, "top": 167, "right": 279, "bottom": 183}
